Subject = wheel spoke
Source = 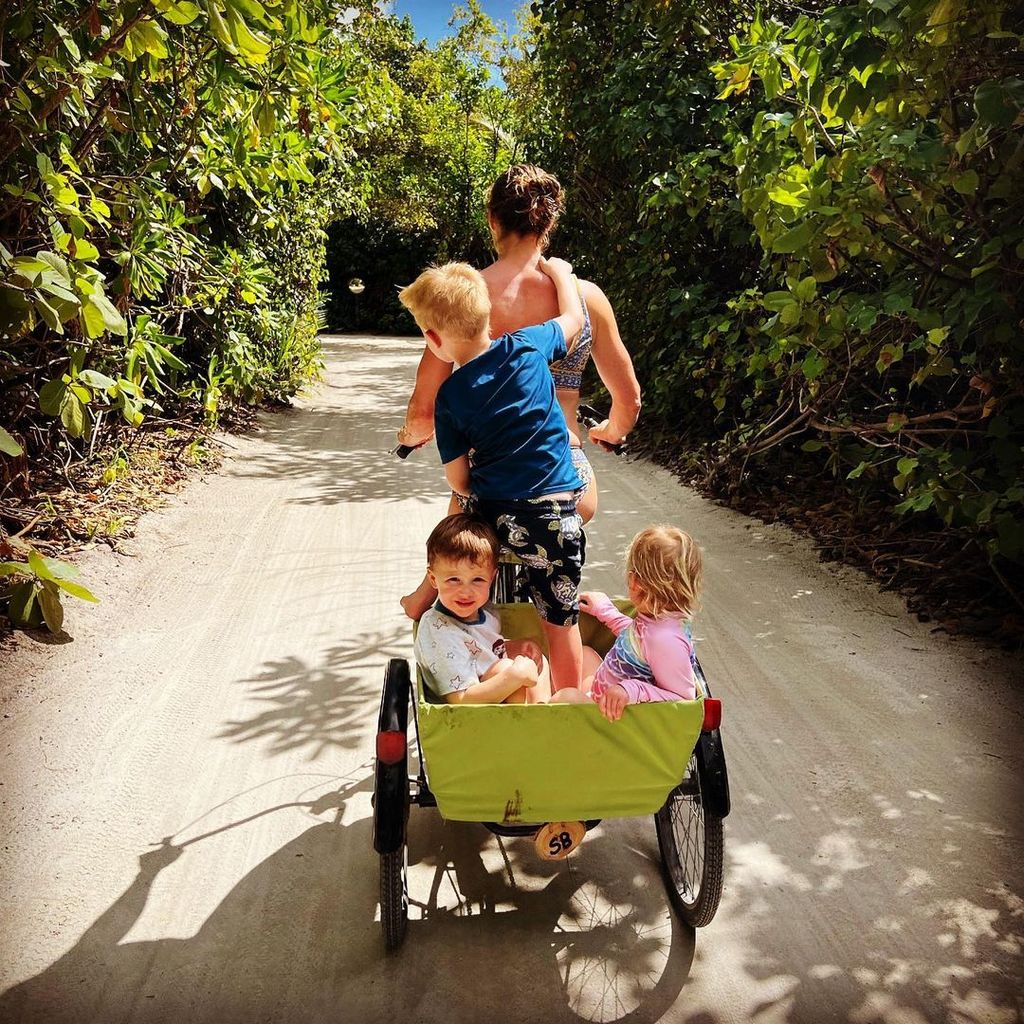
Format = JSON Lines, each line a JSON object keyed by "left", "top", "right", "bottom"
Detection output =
{"left": 656, "top": 748, "right": 725, "bottom": 928}
{"left": 665, "top": 755, "right": 704, "bottom": 907}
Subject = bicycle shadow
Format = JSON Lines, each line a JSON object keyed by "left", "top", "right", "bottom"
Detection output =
{"left": 0, "top": 778, "right": 699, "bottom": 1024}
{"left": 402, "top": 812, "right": 697, "bottom": 1024}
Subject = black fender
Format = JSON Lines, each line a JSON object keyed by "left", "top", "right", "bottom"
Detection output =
{"left": 373, "top": 658, "right": 411, "bottom": 855}
{"left": 697, "top": 728, "right": 731, "bottom": 819}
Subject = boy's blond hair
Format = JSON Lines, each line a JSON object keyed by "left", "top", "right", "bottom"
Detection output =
{"left": 626, "top": 526, "right": 703, "bottom": 620}
{"left": 398, "top": 262, "right": 490, "bottom": 341}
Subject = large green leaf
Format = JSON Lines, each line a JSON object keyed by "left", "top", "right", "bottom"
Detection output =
{"left": 38, "top": 379, "right": 67, "bottom": 416}
{"left": 38, "top": 581, "right": 65, "bottom": 633}
{"left": 54, "top": 577, "right": 99, "bottom": 603}
{"left": 60, "top": 391, "right": 87, "bottom": 436}
{"left": 0, "top": 427, "right": 23, "bottom": 456}
{"left": 7, "top": 582, "right": 43, "bottom": 628}
{"left": 772, "top": 220, "right": 813, "bottom": 253}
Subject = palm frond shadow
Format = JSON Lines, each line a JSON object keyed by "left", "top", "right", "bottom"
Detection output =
{"left": 219, "top": 627, "right": 408, "bottom": 756}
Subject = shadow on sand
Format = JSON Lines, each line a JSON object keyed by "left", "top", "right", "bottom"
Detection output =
{"left": 0, "top": 773, "right": 696, "bottom": 1024}
{"left": 223, "top": 336, "right": 446, "bottom": 508}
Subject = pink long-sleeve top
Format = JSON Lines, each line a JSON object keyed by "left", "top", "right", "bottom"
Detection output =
{"left": 586, "top": 593, "right": 696, "bottom": 704}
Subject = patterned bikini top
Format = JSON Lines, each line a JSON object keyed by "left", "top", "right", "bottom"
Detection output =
{"left": 549, "top": 291, "right": 593, "bottom": 392}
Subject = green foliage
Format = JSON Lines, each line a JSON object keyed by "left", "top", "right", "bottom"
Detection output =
{"left": 1, "top": 0, "right": 358, "bottom": 465}
{"left": 529, "top": 0, "right": 1023, "bottom": 590}
{"left": 323, "top": 2, "right": 538, "bottom": 330}
{"left": 0, "top": 548, "right": 99, "bottom": 633}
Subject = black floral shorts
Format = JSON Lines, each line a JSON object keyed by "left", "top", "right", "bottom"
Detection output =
{"left": 475, "top": 495, "right": 584, "bottom": 626}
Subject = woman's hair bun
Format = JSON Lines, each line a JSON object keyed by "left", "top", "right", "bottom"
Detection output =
{"left": 487, "top": 164, "right": 564, "bottom": 245}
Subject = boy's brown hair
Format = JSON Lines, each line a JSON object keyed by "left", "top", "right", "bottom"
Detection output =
{"left": 398, "top": 262, "right": 490, "bottom": 341}
{"left": 426, "top": 514, "right": 500, "bottom": 569}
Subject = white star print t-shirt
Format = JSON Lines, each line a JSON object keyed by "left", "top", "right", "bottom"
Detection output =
{"left": 414, "top": 603, "right": 507, "bottom": 698}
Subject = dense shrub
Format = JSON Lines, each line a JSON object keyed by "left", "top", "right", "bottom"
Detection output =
{"left": 0, "top": 0, "right": 359, "bottom": 491}
{"left": 529, "top": 0, "right": 1023, "bottom": 621}
{"left": 0, "top": 0, "right": 363, "bottom": 626}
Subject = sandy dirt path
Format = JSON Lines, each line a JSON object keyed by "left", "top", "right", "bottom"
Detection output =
{"left": 1, "top": 334, "right": 1021, "bottom": 1024}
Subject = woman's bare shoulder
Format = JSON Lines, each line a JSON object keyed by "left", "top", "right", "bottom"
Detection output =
{"left": 577, "top": 278, "right": 616, "bottom": 321}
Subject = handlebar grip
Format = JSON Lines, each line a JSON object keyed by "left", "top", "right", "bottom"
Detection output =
{"left": 576, "top": 404, "right": 627, "bottom": 456}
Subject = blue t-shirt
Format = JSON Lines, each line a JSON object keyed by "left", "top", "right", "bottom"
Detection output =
{"left": 434, "top": 320, "right": 583, "bottom": 500}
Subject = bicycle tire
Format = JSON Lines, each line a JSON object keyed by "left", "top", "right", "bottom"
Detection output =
{"left": 380, "top": 847, "right": 408, "bottom": 952}
{"left": 654, "top": 749, "right": 725, "bottom": 928}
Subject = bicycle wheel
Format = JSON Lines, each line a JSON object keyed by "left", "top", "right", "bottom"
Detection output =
{"left": 655, "top": 748, "right": 725, "bottom": 928}
{"left": 374, "top": 658, "right": 411, "bottom": 951}
{"left": 380, "top": 846, "right": 408, "bottom": 951}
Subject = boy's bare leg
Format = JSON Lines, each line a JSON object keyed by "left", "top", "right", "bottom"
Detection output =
{"left": 526, "top": 655, "right": 552, "bottom": 704}
{"left": 581, "top": 645, "right": 603, "bottom": 677}
{"left": 576, "top": 471, "right": 598, "bottom": 525}
{"left": 400, "top": 491, "right": 462, "bottom": 620}
{"left": 400, "top": 575, "right": 438, "bottom": 621}
{"left": 542, "top": 620, "right": 583, "bottom": 692}
{"left": 502, "top": 639, "right": 551, "bottom": 703}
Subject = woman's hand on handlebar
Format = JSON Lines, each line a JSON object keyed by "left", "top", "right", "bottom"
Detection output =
{"left": 392, "top": 422, "right": 433, "bottom": 459}
{"left": 397, "top": 422, "right": 433, "bottom": 449}
{"left": 587, "top": 418, "right": 625, "bottom": 453}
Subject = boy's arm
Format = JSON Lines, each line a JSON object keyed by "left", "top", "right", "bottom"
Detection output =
{"left": 539, "top": 256, "right": 584, "bottom": 343}
{"left": 443, "top": 454, "right": 471, "bottom": 496}
{"left": 446, "top": 656, "right": 538, "bottom": 704}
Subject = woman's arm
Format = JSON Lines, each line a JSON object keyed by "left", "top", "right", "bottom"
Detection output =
{"left": 580, "top": 281, "right": 642, "bottom": 446}
{"left": 399, "top": 346, "right": 452, "bottom": 445}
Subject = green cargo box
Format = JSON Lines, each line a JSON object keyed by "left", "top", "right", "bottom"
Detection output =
{"left": 414, "top": 602, "right": 705, "bottom": 824}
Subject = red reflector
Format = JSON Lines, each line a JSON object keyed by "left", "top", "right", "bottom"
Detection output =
{"left": 702, "top": 698, "right": 722, "bottom": 732}
{"left": 376, "top": 730, "right": 406, "bottom": 764}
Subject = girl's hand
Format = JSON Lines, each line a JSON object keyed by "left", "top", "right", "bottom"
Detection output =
{"left": 596, "top": 683, "right": 629, "bottom": 722}
{"left": 577, "top": 591, "right": 605, "bottom": 615}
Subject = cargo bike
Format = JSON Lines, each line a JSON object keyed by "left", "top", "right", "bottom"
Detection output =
{"left": 373, "top": 575, "right": 730, "bottom": 952}
{"left": 378, "top": 407, "right": 730, "bottom": 951}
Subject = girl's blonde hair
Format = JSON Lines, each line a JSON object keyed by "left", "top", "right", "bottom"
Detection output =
{"left": 398, "top": 262, "right": 490, "bottom": 341}
{"left": 626, "top": 525, "right": 703, "bottom": 619}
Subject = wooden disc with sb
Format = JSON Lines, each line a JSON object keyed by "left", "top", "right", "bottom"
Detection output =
{"left": 534, "top": 820, "right": 587, "bottom": 861}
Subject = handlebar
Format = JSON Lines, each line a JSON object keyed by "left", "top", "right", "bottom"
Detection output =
{"left": 577, "top": 403, "right": 627, "bottom": 455}
{"left": 392, "top": 403, "right": 626, "bottom": 458}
